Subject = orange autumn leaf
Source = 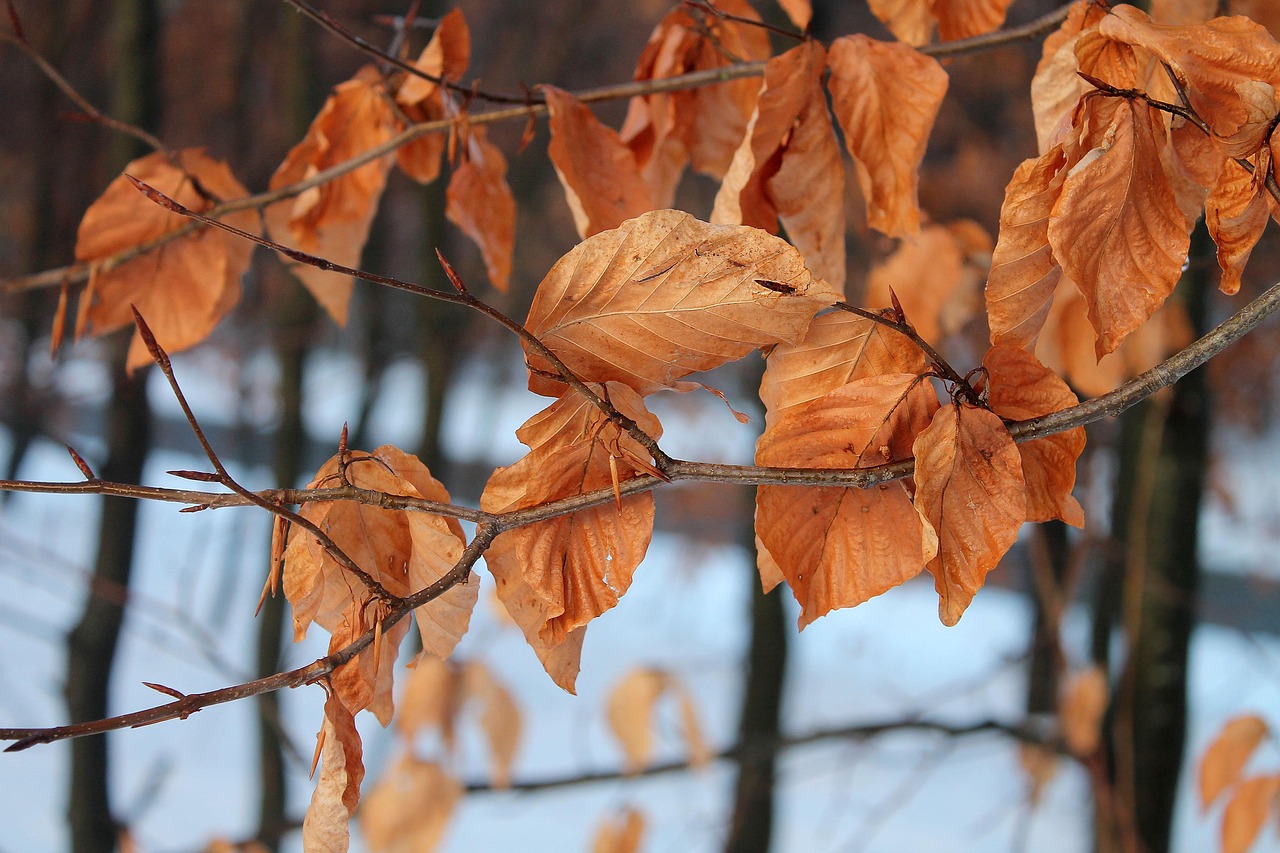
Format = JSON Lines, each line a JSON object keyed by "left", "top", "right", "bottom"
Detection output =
{"left": 1099, "top": 5, "right": 1280, "bottom": 158}
{"left": 591, "top": 808, "right": 647, "bottom": 853}
{"left": 446, "top": 127, "right": 515, "bottom": 292}
{"left": 756, "top": 373, "right": 939, "bottom": 626}
{"left": 1047, "top": 99, "right": 1191, "bottom": 358}
{"left": 714, "top": 40, "right": 846, "bottom": 290}
{"left": 395, "top": 8, "right": 471, "bottom": 184}
{"left": 303, "top": 691, "right": 365, "bottom": 853}
{"left": 265, "top": 66, "right": 399, "bottom": 324}
{"left": 983, "top": 344, "right": 1085, "bottom": 527}
{"left": 73, "top": 149, "right": 256, "bottom": 371}
{"left": 1058, "top": 665, "right": 1108, "bottom": 756}
{"left": 866, "top": 0, "right": 1012, "bottom": 45}
{"left": 865, "top": 222, "right": 990, "bottom": 345}
{"left": 359, "top": 756, "right": 461, "bottom": 853}
{"left": 544, "top": 86, "right": 654, "bottom": 239}
{"left": 866, "top": 0, "right": 934, "bottom": 46}
{"left": 913, "top": 401, "right": 1025, "bottom": 626}
{"left": 620, "top": 0, "right": 769, "bottom": 204}
{"left": 606, "top": 668, "right": 708, "bottom": 773}
{"left": 523, "top": 209, "right": 834, "bottom": 398}
{"left": 1221, "top": 774, "right": 1280, "bottom": 853}
{"left": 284, "top": 446, "right": 475, "bottom": 722}
{"left": 777, "top": 0, "right": 812, "bottom": 30}
{"left": 826, "top": 36, "right": 947, "bottom": 239}
{"left": 1206, "top": 155, "right": 1271, "bottom": 295}
{"left": 758, "top": 310, "right": 928, "bottom": 430}
{"left": 1201, "top": 715, "right": 1271, "bottom": 809}
{"left": 480, "top": 384, "right": 661, "bottom": 692}
{"left": 1029, "top": 2, "right": 1120, "bottom": 152}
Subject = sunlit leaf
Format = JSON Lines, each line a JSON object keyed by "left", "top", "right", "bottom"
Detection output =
{"left": 303, "top": 691, "right": 364, "bottom": 853}
{"left": 1200, "top": 715, "right": 1270, "bottom": 809}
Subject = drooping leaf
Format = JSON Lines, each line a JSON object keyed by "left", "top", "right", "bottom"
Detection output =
{"left": 619, "top": 0, "right": 769, "bottom": 204}
{"left": 777, "top": 0, "right": 812, "bottom": 30}
{"left": 395, "top": 8, "right": 471, "bottom": 184}
{"left": 933, "top": 0, "right": 1015, "bottom": 42}
{"left": 284, "top": 446, "right": 474, "bottom": 722}
{"left": 545, "top": 86, "right": 654, "bottom": 239}
{"left": 1200, "top": 715, "right": 1270, "bottom": 809}
{"left": 591, "top": 808, "right": 647, "bottom": 853}
{"left": 446, "top": 127, "right": 515, "bottom": 292}
{"left": 73, "top": 149, "right": 256, "bottom": 371}
{"left": 1058, "top": 665, "right": 1108, "bottom": 756}
{"left": 1047, "top": 99, "right": 1192, "bottom": 357}
{"left": 1206, "top": 155, "right": 1271, "bottom": 295}
{"left": 756, "top": 373, "right": 939, "bottom": 626}
{"left": 913, "top": 401, "right": 1026, "bottom": 626}
{"left": 265, "top": 66, "right": 399, "bottom": 324}
{"left": 713, "top": 41, "right": 847, "bottom": 290}
{"left": 480, "top": 383, "right": 661, "bottom": 691}
{"left": 866, "top": 0, "right": 934, "bottom": 46}
{"left": 606, "top": 668, "right": 708, "bottom": 772}
{"left": 303, "top": 691, "right": 364, "bottom": 853}
{"left": 1221, "top": 774, "right": 1280, "bottom": 853}
{"left": 359, "top": 756, "right": 460, "bottom": 853}
{"left": 826, "top": 36, "right": 948, "bottom": 238}
{"left": 983, "top": 344, "right": 1085, "bottom": 527}
{"left": 523, "top": 209, "right": 834, "bottom": 398}
{"left": 1030, "top": 3, "right": 1124, "bottom": 152}
{"left": 759, "top": 310, "right": 927, "bottom": 429}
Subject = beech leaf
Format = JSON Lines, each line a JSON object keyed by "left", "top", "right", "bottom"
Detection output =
{"left": 446, "top": 127, "right": 516, "bottom": 292}
{"left": 1201, "top": 715, "right": 1270, "bottom": 809}
{"left": 1059, "top": 666, "right": 1108, "bottom": 756}
{"left": 913, "top": 402, "right": 1026, "bottom": 626}
{"left": 827, "top": 36, "right": 949, "bottom": 238}
{"left": 591, "top": 808, "right": 647, "bottom": 853}
{"left": 523, "top": 209, "right": 834, "bottom": 397}
{"left": 302, "top": 691, "right": 364, "bottom": 853}
{"left": 1221, "top": 774, "right": 1280, "bottom": 853}
{"left": 74, "top": 149, "right": 256, "bottom": 371}
{"left": 359, "top": 756, "right": 461, "bottom": 853}
{"left": 606, "top": 668, "right": 707, "bottom": 773}
{"left": 395, "top": 8, "right": 471, "bottom": 184}
{"left": 1206, "top": 155, "right": 1271, "bottom": 295}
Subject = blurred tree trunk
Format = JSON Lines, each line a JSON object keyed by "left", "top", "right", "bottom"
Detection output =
{"left": 64, "top": 2, "right": 159, "bottom": 851}
{"left": 1094, "top": 226, "right": 1211, "bottom": 853}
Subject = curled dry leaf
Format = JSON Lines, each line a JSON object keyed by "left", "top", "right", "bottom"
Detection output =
{"left": 756, "top": 373, "right": 939, "bottom": 627}
{"left": 303, "top": 691, "right": 365, "bottom": 853}
{"left": 759, "top": 310, "right": 928, "bottom": 430}
{"left": 983, "top": 344, "right": 1085, "bottom": 527}
{"left": 73, "top": 149, "right": 256, "bottom": 371}
{"left": 284, "top": 446, "right": 475, "bottom": 722}
{"left": 913, "top": 401, "right": 1025, "bottom": 626}
{"left": 1220, "top": 774, "right": 1280, "bottom": 853}
{"left": 1200, "top": 714, "right": 1270, "bottom": 809}
{"left": 395, "top": 8, "right": 470, "bottom": 184}
{"left": 265, "top": 66, "right": 399, "bottom": 324}
{"left": 359, "top": 756, "right": 461, "bottom": 853}
{"left": 524, "top": 209, "right": 833, "bottom": 397}
{"left": 1058, "top": 665, "right": 1108, "bottom": 757}
{"left": 1030, "top": 1, "right": 1109, "bottom": 153}
{"left": 545, "top": 86, "right": 654, "bottom": 240}
{"left": 826, "top": 36, "right": 948, "bottom": 238}
{"left": 620, "top": 0, "right": 769, "bottom": 205}
{"left": 446, "top": 126, "right": 515, "bottom": 292}
{"left": 712, "top": 41, "right": 847, "bottom": 292}
{"left": 1206, "top": 155, "right": 1271, "bottom": 295}
{"left": 592, "top": 807, "right": 647, "bottom": 853}
{"left": 481, "top": 384, "right": 661, "bottom": 691}
{"left": 866, "top": 0, "right": 1012, "bottom": 45}
{"left": 606, "top": 668, "right": 708, "bottom": 773}
{"left": 1047, "top": 99, "right": 1191, "bottom": 358}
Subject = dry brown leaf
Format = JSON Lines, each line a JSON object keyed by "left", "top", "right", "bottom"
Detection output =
{"left": 1201, "top": 715, "right": 1271, "bottom": 809}
{"left": 756, "top": 373, "right": 939, "bottom": 626}
{"left": 446, "top": 127, "right": 515, "bottom": 292}
{"left": 592, "top": 808, "right": 646, "bottom": 853}
{"left": 1047, "top": 99, "right": 1191, "bottom": 358}
{"left": 1151, "top": 0, "right": 1218, "bottom": 25}
{"left": 866, "top": 223, "right": 987, "bottom": 345}
{"left": 985, "top": 145, "right": 1067, "bottom": 349}
{"left": 606, "top": 668, "right": 708, "bottom": 772}
{"left": 826, "top": 36, "right": 947, "bottom": 239}
{"left": 1059, "top": 665, "right": 1108, "bottom": 757}
{"left": 1206, "top": 155, "right": 1271, "bottom": 295}
{"left": 359, "top": 756, "right": 461, "bottom": 853}
{"left": 619, "top": 0, "right": 769, "bottom": 204}
{"left": 866, "top": 0, "right": 934, "bottom": 46}
{"left": 759, "top": 310, "right": 928, "bottom": 429}
{"left": 1221, "top": 774, "right": 1280, "bottom": 853}
{"left": 1030, "top": 1, "right": 1109, "bottom": 152}
{"left": 933, "top": 0, "right": 1015, "bottom": 42}
{"left": 1099, "top": 5, "right": 1280, "bottom": 157}
{"left": 461, "top": 661, "right": 523, "bottom": 789}
{"left": 284, "top": 446, "right": 474, "bottom": 722}
{"left": 1018, "top": 742, "right": 1059, "bottom": 806}
{"left": 777, "top": 0, "right": 812, "bottom": 30}
{"left": 545, "top": 86, "right": 654, "bottom": 239}
{"left": 265, "top": 67, "right": 398, "bottom": 324}
{"left": 481, "top": 384, "right": 660, "bottom": 691}
{"left": 395, "top": 8, "right": 471, "bottom": 184}
{"left": 713, "top": 41, "right": 847, "bottom": 291}
{"left": 523, "top": 209, "right": 833, "bottom": 398}
{"left": 73, "top": 149, "right": 256, "bottom": 371}
{"left": 983, "top": 344, "right": 1085, "bottom": 527}
{"left": 303, "top": 691, "right": 364, "bottom": 853}
{"left": 395, "top": 654, "right": 455, "bottom": 745}
{"left": 913, "top": 401, "right": 1026, "bottom": 626}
